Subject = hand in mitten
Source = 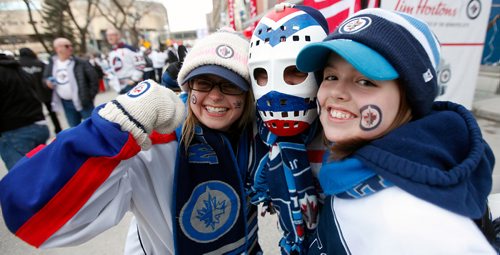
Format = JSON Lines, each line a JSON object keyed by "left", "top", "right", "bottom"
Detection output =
{"left": 99, "top": 79, "right": 185, "bottom": 150}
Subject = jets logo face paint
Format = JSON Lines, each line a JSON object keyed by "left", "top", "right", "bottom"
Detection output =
{"left": 359, "top": 104, "right": 382, "bottom": 131}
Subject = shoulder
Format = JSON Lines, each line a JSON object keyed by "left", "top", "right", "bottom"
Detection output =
{"left": 118, "top": 44, "right": 138, "bottom": 52}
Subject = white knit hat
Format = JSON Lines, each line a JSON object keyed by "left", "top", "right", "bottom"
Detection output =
{"left": 177, "top": 28, "right": 250, "bottom": 92}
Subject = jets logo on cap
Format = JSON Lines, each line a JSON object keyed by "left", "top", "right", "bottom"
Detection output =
{"left": 216, "top": 45, "right": 234, "bottom": 59}
{"left": 339, "top": 17, "right": 372, "bottom": 34}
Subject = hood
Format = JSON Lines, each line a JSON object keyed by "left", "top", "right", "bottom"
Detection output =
{"left": 0, "top": 54, "right": 19, "bottom": 67}
{"left": 353, "top": 101, "right": 495, "bottom": 219}
{"left": 19, "top": 48, "right": 37, "bottom": 59}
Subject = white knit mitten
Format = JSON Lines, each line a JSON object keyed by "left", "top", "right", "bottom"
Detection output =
{"left": 98, "top": 80, "right": 185, "bottom": 150}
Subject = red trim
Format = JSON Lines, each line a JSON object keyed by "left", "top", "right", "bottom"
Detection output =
{"left": 441, "top": 43, "right": 484, "bottom": 46}
{"left": 150, "top": 131, "right": 177, "bottom": 145}
{"left": 25, "top": 144, "right": 47, "bottom": 158}
{"left": 307, "top": 149, "right": 325, "bottom": 163}
{"left": 16, "top": 134, "right": 141, "bottom": 247}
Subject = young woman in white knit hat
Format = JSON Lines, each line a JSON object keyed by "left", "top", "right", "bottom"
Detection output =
{"left": 0, "top": 28, "right": 262, "bottom": 254}
{"left": 296, "top": 8, "right": 496, "bottom": 254}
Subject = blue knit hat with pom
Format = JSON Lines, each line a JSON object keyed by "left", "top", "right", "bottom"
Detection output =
{"left": 297, "top": 8, "right": 441, "bottom": 118}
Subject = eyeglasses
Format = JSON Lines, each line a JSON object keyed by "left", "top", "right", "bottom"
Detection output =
{"left": 189, "top": 78, "right": 245, "bottom": 95}
{"left": 63, "top": 44, "right": 72, "bottom": 49}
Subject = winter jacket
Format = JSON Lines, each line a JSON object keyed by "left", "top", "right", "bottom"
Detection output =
{"left": 0, "top": 55, "right": 45, "bottom": 132}
{"left": 19, "top": 48, "right": 52, "bottom": 103}
{"left": 43, "top": 56, "right": 99, "bottom": 108}
{"left": 0, "top": 106, "right": 261, "bottom": 254}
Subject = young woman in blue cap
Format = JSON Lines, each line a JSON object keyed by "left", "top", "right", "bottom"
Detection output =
{"left": 296, "top": 8, "right": 496, "bottom": 254}
{"left": 0, "top": 29, "right": 261, "bottom": 254}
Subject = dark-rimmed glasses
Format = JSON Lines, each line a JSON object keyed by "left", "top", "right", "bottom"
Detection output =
{"left": 189, "top": 78, "right": 245, "bottom": 95}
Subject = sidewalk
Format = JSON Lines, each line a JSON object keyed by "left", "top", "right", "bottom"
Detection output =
{"left": 473, "top": 65, "right": 500, "bottom": 122}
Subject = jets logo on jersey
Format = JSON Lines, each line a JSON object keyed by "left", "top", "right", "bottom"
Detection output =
{"left": 112, "top": 56, "right": 123, "bottom": 72}
{"left": 339, "top": 16, "right": 372, "bottom": 34}
{"left": 179, "top": 181, "right": 240, "bottom": 243}
{"left": 127, "top": 81, "right": 150, "bottom": 98}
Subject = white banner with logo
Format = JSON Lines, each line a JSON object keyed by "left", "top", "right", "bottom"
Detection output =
{"left": 381, "top": 0, "right": 492, "bottom": 108}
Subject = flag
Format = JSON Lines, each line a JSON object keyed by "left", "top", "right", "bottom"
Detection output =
{"left": 228, "top": 0, "right": 236, "bottom": 30}
{"left": 303, "top": 0, "right": 362, "bottom": 32}
{"left": 363, "top": 0, "right": 380, "bottom": 9}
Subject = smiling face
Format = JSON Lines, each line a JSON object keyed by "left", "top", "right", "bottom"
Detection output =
{"left": 317, "top": 53, "right": 401, "bottom": 143}
{"left": 189, "top": 74, "right": 247, "bottom": 132}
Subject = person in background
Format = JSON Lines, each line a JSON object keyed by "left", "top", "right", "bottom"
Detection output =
{"left": 149, "top": 47, "right": 168, "bottom": 82}
{"left": 0, "top": 52, "right": 49, "bottom": 170}
{"left": 43, "top": 37, "right": 99, "bottom": 128}
{"left": 296, "top": 8, "right": 496, "bottom": 254}
{"left": 88, "top": 52, "right": 106, "bottom": 92}
{"left": 141, "top": 46, "right": 156, "bottom": 82}
{"left": 19, "top": 47, "right": 62, "bottom": 134}
{"left": 105, "top": 28, "right": 145, "bottom": 94}
{"left": 160, "top": 45, "right": 187, "bottom": 92}
{"left": 0, "top": 28, "right": 261, "bottom": 255}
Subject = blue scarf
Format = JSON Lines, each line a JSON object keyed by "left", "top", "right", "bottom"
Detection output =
{"left": 250, "top": 116, "right": 319, "bottom": 254}
{"left": 173, "top": 125, "right": 260, "bottom": 254}
{"left": 319, "top": 157, "right": 393, "bottom": 198}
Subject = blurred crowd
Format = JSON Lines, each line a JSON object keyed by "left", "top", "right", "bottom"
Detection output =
{"left": 0, "top": 28, "right": 189, "bottom": 171}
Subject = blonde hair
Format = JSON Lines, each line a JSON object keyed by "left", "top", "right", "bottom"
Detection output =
{"left": 180, "top": 89, "right": 255, "bottom": 149}
{"left": 328, "top": 81, "right": 412, "bottom": 160}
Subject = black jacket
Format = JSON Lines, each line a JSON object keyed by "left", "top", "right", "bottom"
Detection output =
{"left": 43, "top": 56, "right": 99, "bottom": 107}
{"left": 19, "top": 48, "right": 52, "bottom": 103}
{"left": 0, "top": 54, "right": 45, "bottom": 132}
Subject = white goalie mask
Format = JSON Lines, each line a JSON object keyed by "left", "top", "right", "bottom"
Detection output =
{"left": 248, "top": 3, "right": 328, "bottom": 136}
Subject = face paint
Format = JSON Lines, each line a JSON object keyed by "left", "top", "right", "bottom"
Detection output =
{"left": 234, "top": 100, "right": 242, "bottom": 109}
{"left": 191, "top": 94, "right": 197, "bottom": 104}
{"left": 359, "top": 104, "right": 382, "bottom": 131}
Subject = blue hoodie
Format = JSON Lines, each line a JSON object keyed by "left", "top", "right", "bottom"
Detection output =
{"left": 353, "top": 101, "right": 494, "bottom": 219}
{"left": 308, "top": 101, "right": 495, "bottom": 255}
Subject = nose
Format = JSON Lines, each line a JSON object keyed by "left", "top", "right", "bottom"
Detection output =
{"left": 207, "top": 85, "right": 224, "bottom": 100}
{"left": 320, "top": 80, "right": 350, "bottom": 102}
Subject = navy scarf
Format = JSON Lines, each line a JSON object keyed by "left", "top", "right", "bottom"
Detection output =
{"left": 173, "top": 125, "right": 260, "bottom": 254}
{"left": 251, "top": 116, "right": 319, "bottom": 254}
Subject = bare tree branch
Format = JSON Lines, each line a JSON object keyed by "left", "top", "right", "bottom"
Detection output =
{"left": 23, "top": 0, "right": 50, "bottom": 53}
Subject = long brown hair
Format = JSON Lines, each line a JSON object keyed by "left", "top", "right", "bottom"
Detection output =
{"left": 180, "top": 88, "right": 255, "bottom": 150}
{"left": 328, "top": 81, "right": 412, "bottom": 160}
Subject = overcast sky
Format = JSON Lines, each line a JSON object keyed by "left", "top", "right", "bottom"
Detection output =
{"left": 161, "top": 0, "right": 213, "bottom": 32}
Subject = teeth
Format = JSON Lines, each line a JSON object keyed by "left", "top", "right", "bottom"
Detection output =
{"left": 206, "top": 106, "right": 227, "bottom": 113}
{"left": 259, "top": 110, "right": 313, "bottom": 119}
{"left": 329, "top": 109, "right": 354, "bottom": 119}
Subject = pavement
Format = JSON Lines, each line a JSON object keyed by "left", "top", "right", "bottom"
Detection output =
{"left": 0, "top": 70, "right": 499, "bottom": 254}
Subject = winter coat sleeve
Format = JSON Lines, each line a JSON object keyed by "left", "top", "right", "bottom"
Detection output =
{"left": 0, "top": 106, "right": 142, "bottom": 248}
{"left": 83, "top": 60, "right": 99, "bottom": 100}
